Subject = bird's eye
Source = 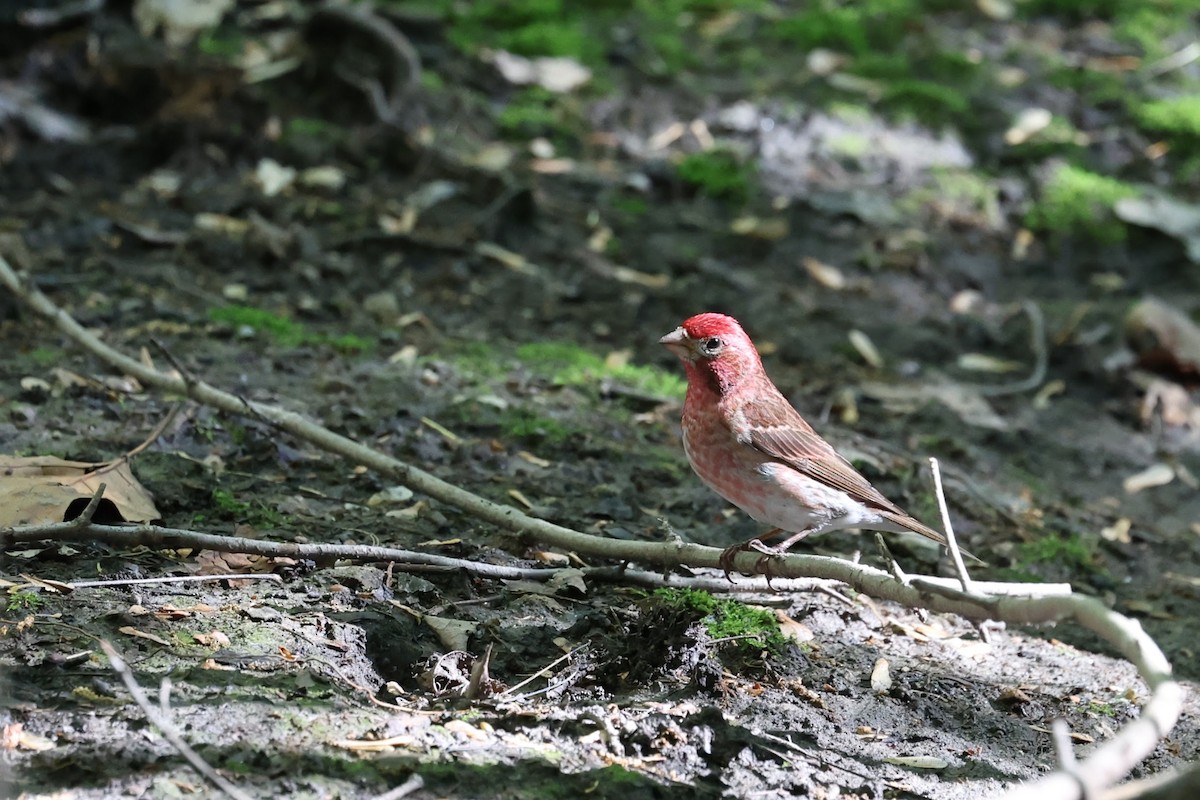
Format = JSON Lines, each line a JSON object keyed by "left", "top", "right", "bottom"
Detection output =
{"left": 700, "top": 337, "right": 723, "bottom": 354}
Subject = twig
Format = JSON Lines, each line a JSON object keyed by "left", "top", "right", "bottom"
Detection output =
{"left": 929, "top": 458, "right": 973, "bottom": 595}
{"left": 979, "top": 300, "right": 1047, "bottom": 397}
{"left": 100, "top": 640, "right": 254, "bottom": 800}
{"left": 2, "top": 518, "right": 566, "bottom": 581}
{"left": 66, "top": 573, "right": 284, "bottom": 589}
{"left": 374, "top": 774, "right": 425, "bottom": 800}
{"left": 1050, "top": 718, "right": 1088, "bottom": 800}
{"left": 496, "top": 643, "right": 589, "bottom": 700}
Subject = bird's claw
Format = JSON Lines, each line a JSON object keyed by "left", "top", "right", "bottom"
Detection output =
{"left": 719, "top": 538, "right": 788, "bottom": 586}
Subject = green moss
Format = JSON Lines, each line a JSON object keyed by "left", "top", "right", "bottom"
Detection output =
{"left": 209, "top": 305, "right": 308, "bottom": 346}
{"left": 27, "top": 347, "right": 62, "bottom": 366}
{"left": 1025, "top": 165, "right": 1138, "bottom": 242}
{"left": 208, "top": 306, "right": 373, "bottom": 353}
{"left": 7, "top": 590, "right": 45, "bottom": 612}
{"left": 881, "top": 78, "right": 970, "bottom": 119}
{"left": 212, "top": 488, "right": 251, "bottom": 515}
{"left": 1114, "top": 5, "right": 1185, "bottom": 58}
{"left": 1016, "top": 532, "right": 1093, "bottom": 570}
{"left": 497, "top": 88, "right": 567, "bottom": 138}
{"left": 328, "top": 334, "right": 375, "bottom": 354}
{"left": 1136, "top": 96, "right": 1200, "bottom": 140}
{"left": 609, "top": 194, "right": 648, "bottom": 217}
{"left": 197, "top": 29, "right": 245, "bottom": 59}
{"left": 676, "top": 148, "right": 753, "bottom": 202}
{"left": 497, "top": 408, "right": 574, "bottom": 444}
{"left": 654, "top": 588, "right": 787, "bottom": 653}
{"left": 516, "top": 341, "right": 685, "bottom": 398}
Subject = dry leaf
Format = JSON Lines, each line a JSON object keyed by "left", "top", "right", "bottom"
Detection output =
{"left": 1126, "top": 297, "right": 1200, "bottom": 376}
{"left": 773, "top": 609, "right": 814, "bottom": 644}
{"left": 489, "top": 51, "right": 591, "bottom": 93}
{"left": 1101, "top": 518, "right": 1132, "bottom": 543}
{"left": 802, "top": 257, "right": 846, "bottom": 290}
{"left": 1123, "top": 463, "right": 1175, "bottom": 494}
{"left": 957, "top": 353, "right": 1022, "bottom": 373}
{"left": 424, "top": 616, "right": 477, "bottom": 652}
{"left": 0, "top": 455, "right": 160, "bottom": 526}
{"left": 848, "top": 330, "right": 884, "bottom": 368}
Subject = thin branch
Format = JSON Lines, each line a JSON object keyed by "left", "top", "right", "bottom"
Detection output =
{"left": 67, "top": 573, "right": 284, "bottom": 589}
{"left": 929, "top": 457, "right": 973, "bottom": 594}
{"left": 100, "top": 640, "right": 254, "bottom": 800}
{"left": 2, "top": 519, "right": 566, "bottom": 581}
{"left": 374, "top": 774, "right": 425, "bottom": 800}
{"left": 979, "top": 300, "right": 1047, "bottom": 397}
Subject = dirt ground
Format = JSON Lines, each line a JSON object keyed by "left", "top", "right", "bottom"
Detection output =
{"left": 2, "top": 2, "right": 1200, "bottom": 798}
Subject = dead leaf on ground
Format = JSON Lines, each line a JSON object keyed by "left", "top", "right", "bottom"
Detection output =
{"left": 488, "top": 50, "right": 591, "bottom": 93}
{"left": 860, "top": 376, "right": 1009, "bottom": 431}
{"left": 1115, "top": 193, "right": 1200, "bottom": 264}
{"left": 0, "top": 455, "right": 160, "bottom": 526}
{"left": 1125, "top": 297, "right": 1200, "bottom": 378}
{"left": 1123, "top": 463, "right": 1175, "bottom": 494}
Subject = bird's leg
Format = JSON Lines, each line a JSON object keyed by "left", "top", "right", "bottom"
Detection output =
{"left": 719, "top": 528, "right": 812, "bottom": 580}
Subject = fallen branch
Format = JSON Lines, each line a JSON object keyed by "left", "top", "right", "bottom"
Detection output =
{"left": 101, "top": 640, "right": 253, "bottom": 800}
{"left": 0, "top": 256, "right": 1185, "bottom": 800}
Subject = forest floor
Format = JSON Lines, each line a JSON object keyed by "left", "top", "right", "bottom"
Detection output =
{"left": 3, "top": 1, "right": 1200, "bottom": 797}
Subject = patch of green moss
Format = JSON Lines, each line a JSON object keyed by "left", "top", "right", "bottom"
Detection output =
{"left": 209, "top": 305, "right": 308, "bottom": 346}
{"left": 1114, "top": 4, "right": 1186, "bottom": 58}
{"left": 197, "top": 28, "right": 245, "bottom": 59}
{"left": 212, "top": 488, "right": 251, "bottom": 515}
{"left": 609, "top": 194, "right": 648, "bottom": 218}
{"left": 1016, "top": 532, "right": 1093, "bottom": 571}
{"left": 676, "top": 148, "right": 753, "bottom": 202}
{"left": 654, "top": 588, "right": 787, "bottom": 653}
{"left": 497, "top": 88, "right": 568, "bottom": 138}
{"left": 516, "top": 341, "right": 685, "bottom": 399}
{"left": 881, "top": 78, "right": 970, "bottom": 119}
{"left": 328, "top": 334, "right": 375, "bottom": 354}
{"left": 208, "top": 305, "right": 373, "bottom": 353}
{"left": 1136, "top": 96, "right": 1200, "bottom": 142}
{"left": 27, "top": 347, "right": 62, "bottom": 366}
{"left": 7, "top": 590, "right": 45, "bottom": 612}
{"left": 1025, "top": 165, "right": 1138, "bottom": 242}
{"left": 436, "top": 341, "right": 511, "bottom": 379}
{"left": 497, "top": 408, "right": 574, "bottom": 444}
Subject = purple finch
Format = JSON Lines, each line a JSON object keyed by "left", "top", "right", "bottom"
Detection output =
{"left": 660, "top": 312, "right": 949, "bottom": 570}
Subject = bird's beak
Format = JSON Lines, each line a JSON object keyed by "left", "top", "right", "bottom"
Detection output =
{"left": 659, "top": 326, "right": 693, "bottom": 360}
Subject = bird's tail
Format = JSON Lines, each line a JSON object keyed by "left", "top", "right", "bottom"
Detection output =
{"left": 879, "top": 510, "right": 983, "bottom": 564}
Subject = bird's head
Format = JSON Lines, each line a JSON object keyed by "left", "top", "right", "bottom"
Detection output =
{"left": 659, "top": 312, "right": 763, "bottom": 393}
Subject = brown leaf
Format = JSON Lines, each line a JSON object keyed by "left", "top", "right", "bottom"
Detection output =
{"left": 0, "top": 455, "right": 160, "bottom": 526}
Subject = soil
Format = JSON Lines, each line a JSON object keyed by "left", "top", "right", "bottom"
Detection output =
{"left": 2, "top": 4, "right": 1199, "bottom": 798}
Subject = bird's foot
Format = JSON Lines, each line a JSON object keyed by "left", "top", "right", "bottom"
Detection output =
{"left": 718, "top": 536, "right": 789, "bottom": 584}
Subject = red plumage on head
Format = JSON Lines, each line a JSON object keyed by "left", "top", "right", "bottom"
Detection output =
{"left": 674, "top": 313, "right": 762, "bottom": 396}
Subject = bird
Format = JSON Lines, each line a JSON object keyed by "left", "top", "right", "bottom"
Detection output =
{"left": 660, "top": 312, "right": 951, "bottom": 573}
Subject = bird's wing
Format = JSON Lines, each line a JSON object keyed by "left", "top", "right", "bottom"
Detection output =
{"left": 736, "top": 397, "right": 907, "bottom": 516}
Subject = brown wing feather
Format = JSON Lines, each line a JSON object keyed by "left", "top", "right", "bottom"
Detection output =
{"left": 745, "top": 424, "right": 907, "bottom": 516}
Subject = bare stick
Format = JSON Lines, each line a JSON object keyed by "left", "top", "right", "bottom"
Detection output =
{"left": 3, "top": 519, "right": 570, "bottom": 581}
{"left": 374, "top": 774, "right": 425, "bottom": 800}
{"left": 100, "top": 640, "right": 254, "bottom": 800}
{"left": 497, "top": 643, "right": 589, "bottom": 699}
{"left": 979, "top": 300, "right": 1047, "bottom": 397}
{"left": 929, "top": 457, "right": 973, "bottom": 594}
{"left": 67, "top": 574, "right": 284, "bottom": 589}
